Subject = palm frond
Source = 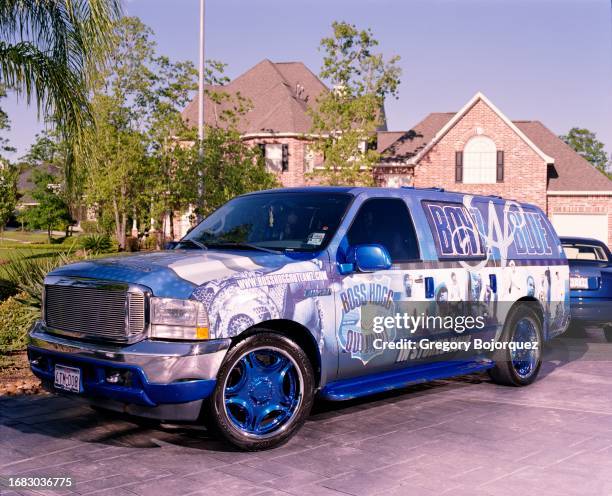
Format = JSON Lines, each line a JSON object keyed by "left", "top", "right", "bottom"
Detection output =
{"left": 0, "top": 0, "right": 122, "bottom": 131}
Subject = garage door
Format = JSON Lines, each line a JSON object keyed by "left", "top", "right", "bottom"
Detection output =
{"left": 551, "top": 214, "right": 608, "bottom": 243}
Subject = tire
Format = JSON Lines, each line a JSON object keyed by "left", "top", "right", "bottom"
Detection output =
{"left": 204, "top": 331, "right": 315, "bottom": 451}
{"left": 604, "top": 326, "right": 612, "bottom": 343}
{"left": 488, "top": 303, "right": 543, "bottom": 387}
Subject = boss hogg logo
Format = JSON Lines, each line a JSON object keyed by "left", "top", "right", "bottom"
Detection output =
{"left": 337, "top": 278, "right": 397, "bottom": 364}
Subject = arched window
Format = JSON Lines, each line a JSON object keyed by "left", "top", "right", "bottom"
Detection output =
{"left": 463, "top": 136, "right": 497, "bottom": 184}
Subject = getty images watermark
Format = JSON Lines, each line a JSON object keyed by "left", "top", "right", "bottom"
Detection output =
{"left": 370, "top": 312, "right": 539, "bottom": 353}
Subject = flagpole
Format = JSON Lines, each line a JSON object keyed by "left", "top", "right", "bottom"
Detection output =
{"left": 197, "top": 0, "right": 205, "bottom": 220}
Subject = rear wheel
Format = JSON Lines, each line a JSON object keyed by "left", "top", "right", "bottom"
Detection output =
{"left": 489, "top": 303, "right": 543, "bottom": 386}
{"left": 205, "top": 332, "right": 314, "bottom": 450}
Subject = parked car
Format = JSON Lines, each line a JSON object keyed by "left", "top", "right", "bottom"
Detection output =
{"left": 560, "top": 236, "right": 612, "bottom": 341}
{"left": 28, "top": 187, "right": 570, "bottom": 450}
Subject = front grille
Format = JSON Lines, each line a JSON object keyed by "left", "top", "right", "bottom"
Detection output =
{"left": 44, "top": 282, "right": 146, "bottom": 343}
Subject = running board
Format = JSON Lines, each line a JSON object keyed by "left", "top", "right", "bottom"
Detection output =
{"left": 320, "top": 359, "right": 495, "bottom": 401}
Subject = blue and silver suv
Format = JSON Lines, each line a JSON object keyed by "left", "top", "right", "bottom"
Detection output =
{"left": 28, "top": 187, "right": 570, "bottom": 450}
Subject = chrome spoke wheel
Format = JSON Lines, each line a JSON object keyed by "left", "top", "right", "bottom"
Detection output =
{"left": 223, "top": 347, "right": 303, "bottom": 439}
{"left": 510, "top": 317, "right": 540, "bottom": 379}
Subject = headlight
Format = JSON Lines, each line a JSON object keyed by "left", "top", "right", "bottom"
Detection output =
{"left": 150, "top": 297, "right": 209, "bottom": 340}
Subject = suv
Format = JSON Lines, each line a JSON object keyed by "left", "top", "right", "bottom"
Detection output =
{"left": 28, "top": 187, "right": 570, "bottom": 450}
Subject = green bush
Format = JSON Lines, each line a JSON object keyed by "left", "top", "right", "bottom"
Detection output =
{"left": 0, "top": 251, "right": 74, "bottom": 309}
{"left": 80, "top": 234, "right": 113, "bottom": 254}
{"left": 80, "top": 220, "right": 103, "bottom": 234}
{"left": 0, "top": 279, "right": 17, "bottom": 301}
{"left": 0, "top": 294, "right": 38, "bottom": 353}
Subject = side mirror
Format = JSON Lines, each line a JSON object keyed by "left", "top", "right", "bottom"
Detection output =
{"left": 343, "top": 244, "right": 392, "bottom": 273}
{"left": 164, "top": 241, "right": 178, "bottom": 250}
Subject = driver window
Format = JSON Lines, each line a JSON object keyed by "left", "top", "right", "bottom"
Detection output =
{"left": 347, "top": 198, "right": 420, "bottom": 263}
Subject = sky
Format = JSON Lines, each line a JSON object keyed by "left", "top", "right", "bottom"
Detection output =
{"left": 3, "top": 0, "right": 612, "bottom": 159}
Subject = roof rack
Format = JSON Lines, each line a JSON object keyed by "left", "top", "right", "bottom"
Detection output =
{"left": 400, "top": 186, "right": 445, "bottom": 192}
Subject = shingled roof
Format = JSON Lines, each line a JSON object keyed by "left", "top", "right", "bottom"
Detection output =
{"left": 182, "top": 59, "right": 328, "bottom": 135}
{"left": 379, "top": 109, "right": 612, "bottom": 192}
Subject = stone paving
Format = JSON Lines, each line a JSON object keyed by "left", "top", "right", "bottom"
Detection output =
{"left": 1, "top": 329, "right": 612, "bottom": 496}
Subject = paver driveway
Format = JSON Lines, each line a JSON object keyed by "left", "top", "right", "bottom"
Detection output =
{"left": 1, "top": 329, "right": 612, "bottom": 496}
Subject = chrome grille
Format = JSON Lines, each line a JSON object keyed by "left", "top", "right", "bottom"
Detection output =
{"left": 44, "top": 281, "right": 147, "bottom": 343}
{"left": 127, "top": 292, "right": 146, "bottom": 337}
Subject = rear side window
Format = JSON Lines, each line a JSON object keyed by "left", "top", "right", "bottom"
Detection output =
{"left": 563, "top": 243, "right": 609, "bottom": 262}
{"left": 422, "top": 200, "right": 485, "bottom": 260}
{"left": 347, "top": 198, "right": 420, "bottom": 263}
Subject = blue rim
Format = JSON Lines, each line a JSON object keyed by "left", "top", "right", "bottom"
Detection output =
{"left": 511, "top": 317, "right": 539, "bottom": 379}
{"left": 223, "top": 348, "right": 302, "bottom": 437}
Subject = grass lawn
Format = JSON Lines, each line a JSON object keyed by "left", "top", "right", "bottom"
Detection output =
{"left": 0, "top": 231, "right": 82, "bottom": 279}
{"left": 0, "top": 231, "right": 51, "bottom": 244}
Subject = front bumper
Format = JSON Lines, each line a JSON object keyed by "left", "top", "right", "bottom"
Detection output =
{"left": 570, "top": 297, "right": 612, "bottom": 326}
{"left": 28, "top": 321, "right": 231, "bottom": 420}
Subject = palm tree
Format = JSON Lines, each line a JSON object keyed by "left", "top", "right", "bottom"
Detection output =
{"left": 0, "top": 0, "right": 122, "bottom": 135}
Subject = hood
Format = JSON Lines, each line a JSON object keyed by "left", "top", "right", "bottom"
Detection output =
{"left": 47, "top": 249, "right": 320, "bottom": 299}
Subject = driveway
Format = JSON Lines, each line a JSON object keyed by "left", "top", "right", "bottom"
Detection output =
{"left": 1, "top": 330, "right": 612, "bottom": 496}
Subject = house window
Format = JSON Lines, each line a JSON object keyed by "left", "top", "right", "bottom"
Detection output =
{"left": 262, "top": 143, "right": 289, "bottom": 173}
{"left": 304, "top": 145, "right": 315, "bottom": 173}
{"left": 462, "top": 136, "right": 497, "bottom": 184}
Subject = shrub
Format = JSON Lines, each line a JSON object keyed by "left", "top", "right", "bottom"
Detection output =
{"left": 80, "top": 234, "right": 113, "bottom": 254}
{"left": 0, "top": 279, "right": 17, "bottom": 301}
{"left": 0, "top": 294, "right": 38, "bottom": 353}
{"left": 80, "top": 220, "right": 103, "bottom": 234}
{"left": 1, "top": 251, "right": 74, "bottom": 309}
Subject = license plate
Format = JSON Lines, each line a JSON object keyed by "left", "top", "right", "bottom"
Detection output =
{"left": 570, "top": 276, "right": 589, "bottom": 290}
{"left": 54, "top": 364, "right": 82, "bottom": 393}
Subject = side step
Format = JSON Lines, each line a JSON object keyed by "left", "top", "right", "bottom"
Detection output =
{"left": 320, "top": 359, "right": 494, "bottom": 401}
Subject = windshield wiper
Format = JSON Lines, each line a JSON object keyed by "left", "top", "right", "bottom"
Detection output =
{"left": 177, "top": 238, "right": 208, "bottom": 250}
{"left": 207, "top": 242, "right": 283, "bottom": 255}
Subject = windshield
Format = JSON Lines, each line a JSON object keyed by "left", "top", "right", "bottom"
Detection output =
{"left": 182, "top": 192, "right": 353, "bottom": 252}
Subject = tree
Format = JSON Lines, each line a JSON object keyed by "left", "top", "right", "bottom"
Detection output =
{"left": 0, "top": 164, "right": 17, "bottom": 239}
{"left": 0, "top": 0, "right": 121, "bottom": 138}
{"left": 561, "top": 128, "right": 610, "bottom": 175}
{"left": 199, "top": 126, "right": 278, "bottom": 216}
{"left": 0, "top": 85, "right": 15, "bottom": 158}
{"left": 77, "top": 17, "right": 157, "bottom": 249}
{"left": 22, "top": 170, "right": 72, "bottom": 242}
{"left": 309, "top": 22, "right": 401, "bottom": 186}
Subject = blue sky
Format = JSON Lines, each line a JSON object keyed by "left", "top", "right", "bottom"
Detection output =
{"left": 3, "top": 0, "right": 612, "bottom": 158}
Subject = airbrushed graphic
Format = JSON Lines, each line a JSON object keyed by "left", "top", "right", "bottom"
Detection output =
{"left": 185, "top": 256, "right": 330, "bottom": 343}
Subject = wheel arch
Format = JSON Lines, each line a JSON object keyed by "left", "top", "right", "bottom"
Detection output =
{"left": 512, "top": 296, "right": 545, "bottom": 337}
{"left": 231, "top": 319, "right": 322, "bottom": 388}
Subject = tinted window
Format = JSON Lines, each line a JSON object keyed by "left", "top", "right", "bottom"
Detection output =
{"left": 347, "top": 198, "right": 419, "bottom": 262}
{"left": 183, "top": 193, "right": 352, "bottom": 252}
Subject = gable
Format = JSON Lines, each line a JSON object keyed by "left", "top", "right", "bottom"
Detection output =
{"left": 412, "top": 92, "right": 554, "bottom": 166}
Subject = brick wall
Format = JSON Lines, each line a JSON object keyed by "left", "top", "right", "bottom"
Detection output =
{"left": 548, "top": 194, "right": 612, "bottom": 247}
{"left": 411, "top": 100, "right": 549, "bottom": 211}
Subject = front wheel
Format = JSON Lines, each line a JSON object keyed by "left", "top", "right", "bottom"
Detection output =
{"left": 488, "top": 303, "right": 543, "bottom": 386}
{"left": 205, "top": 332, "right": 314, "bottom": 450}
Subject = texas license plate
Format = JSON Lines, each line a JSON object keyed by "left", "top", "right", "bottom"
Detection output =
{"left": 570, "top": 276, "right": 589, "bottom": 289}
{"left": 54, "top": 364, "right": 82, "bottom": 393}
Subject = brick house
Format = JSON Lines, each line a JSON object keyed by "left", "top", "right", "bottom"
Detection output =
{"left": 181, "top": 62, "right": 611, "bottom": 246}
{"left": 182, "top": 59, "right": 335, "bottom": 188}
{"left": 376, "top": 92, "right": 612, "bottom": 246}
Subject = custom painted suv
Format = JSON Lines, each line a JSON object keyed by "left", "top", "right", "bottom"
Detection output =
{"left": 28, "top": 187, "right": 570, "bottom": 450}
